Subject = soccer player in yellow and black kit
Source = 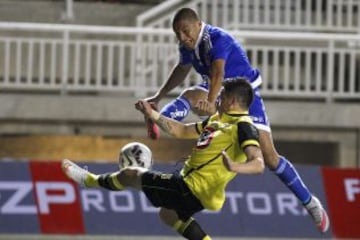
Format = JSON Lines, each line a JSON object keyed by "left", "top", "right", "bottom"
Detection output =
{"left": 62, "top": 78, "right": 265, "bottom": 240}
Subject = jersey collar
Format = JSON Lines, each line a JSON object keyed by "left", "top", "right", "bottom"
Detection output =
{"left": 219, "top": 111, "right": 249, "bottom": 122}
{"left": 194, "top": 22, "right": 206, "bottom": 59}
{"left": 194, "top": 22, "right": 206, "bottom": 49}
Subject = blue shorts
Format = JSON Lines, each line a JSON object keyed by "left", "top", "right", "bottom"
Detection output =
{"left": 250, "top": 89, "right": 271, "bottom": 132}
{"left": 193, "top": 77, "right": 271, "bottom": 132}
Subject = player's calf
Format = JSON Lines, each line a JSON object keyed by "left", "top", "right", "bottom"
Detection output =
{"left": 97, "top": 172, "right": 125, "bottom": 191}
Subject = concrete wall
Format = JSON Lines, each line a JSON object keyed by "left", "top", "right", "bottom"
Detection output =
{"left": 0, "top": 93, "right": 359, "bottom": 167}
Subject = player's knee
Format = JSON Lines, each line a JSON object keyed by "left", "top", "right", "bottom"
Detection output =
{"left": 181, "top": 90, "right": 196, "bottom": 106}
{"left": 159, "top": 208, "right": 179, "bottom": 227}
{"left": 258, "top": 131, "right": 281, "bottom": 169}
{"left": 181, "top": 88, "right": 206, "bottom": 107}
{"left": 159, "top": 208, "right": 168, "bottom": 223}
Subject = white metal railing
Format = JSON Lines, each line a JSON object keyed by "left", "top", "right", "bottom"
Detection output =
{"left": 137, "top": 0, "right": 360, "bottom": 33}
{"left": 62, "top": 0, "right": 74, "bottom": 21}
{"left": 0, "top": 22, "right": 179, "bottom": 97}
{"left": 0, "top": 22, "right": 359, "bottom": 101}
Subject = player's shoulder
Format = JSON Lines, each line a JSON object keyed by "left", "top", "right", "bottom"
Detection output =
{"left": 206, "top": 24, "right": 233, "bottom": 41}
{"left": 236, "top": 115, "right": 253, "bottom": 124}
{"left": 236, "top": 117, "right": 259, "bottom": 140}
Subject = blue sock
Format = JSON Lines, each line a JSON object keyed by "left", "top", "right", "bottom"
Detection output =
{"left": 274, "top": 156, "right": 312, "bottom": 205}
{"left": 160, "top": 96, "right": 191, "bottom": 121}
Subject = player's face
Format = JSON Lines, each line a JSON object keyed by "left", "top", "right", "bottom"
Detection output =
{"left": 173, "top": 19, "right": 202, "bottom": 50}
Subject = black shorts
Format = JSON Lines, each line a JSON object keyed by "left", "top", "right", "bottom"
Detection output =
{"left": 141, "top": 170, "right": 204, "bottom": 221}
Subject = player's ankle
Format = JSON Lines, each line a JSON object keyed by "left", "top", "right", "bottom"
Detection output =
{"left": 84, "top": 173, "right": 100, "bottom": 187}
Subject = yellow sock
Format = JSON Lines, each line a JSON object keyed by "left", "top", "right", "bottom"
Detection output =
{"left": 85, "top": 172, "right": 124, "bottom": 191}
{"left": 172, "top": 218, "right": 193, "bottom": 234}
{"left": 109, "top": 172, "right": 125, "bottom": 190}
{"left": 172, "top": 218, "right": 211, "bottom": 239}
{"left": 84, "top": 173, "right": 100, "bottom": 187}
{"left": 172, "top": 220, "right": 184, "bottom": 232}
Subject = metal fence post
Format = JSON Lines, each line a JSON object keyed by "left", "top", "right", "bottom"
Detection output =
{"left": 61, "top": 30, "right": 69, "bottom": 95}
{"left": 326, "top": 40, "right": 335, "bottom": 103}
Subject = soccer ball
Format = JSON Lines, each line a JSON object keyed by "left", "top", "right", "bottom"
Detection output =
{"left": 119, "top": 142, "right": 153, "bottom": 169}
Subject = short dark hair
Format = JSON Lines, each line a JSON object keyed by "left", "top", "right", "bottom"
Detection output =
{"left": 172, "top": 8, "right": 200, "bottom": 27}
{"left": 223, "top": 78, "right": 254, "bottom": 108}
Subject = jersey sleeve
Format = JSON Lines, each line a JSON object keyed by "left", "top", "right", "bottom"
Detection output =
{"left": 209, "top": 33, "right": 233, "bottom": 62}
{"left": 195, "top": 117, "right": 210, "bottom": 135}
{"left": 179, "top": 46, "right": 192, "bottom": 65}
{"left": 237, "top": 122, "right": 260, "bottom": 149}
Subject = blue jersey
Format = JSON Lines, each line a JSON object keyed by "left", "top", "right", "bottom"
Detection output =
{"left": 179, "top": 23, "right": 261, "bottom": 88}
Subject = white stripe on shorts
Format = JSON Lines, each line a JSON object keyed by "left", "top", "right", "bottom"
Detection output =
{"left": 193, "top": 84, "right": 209, "bottom": 92}
{"left": 254, "top": 122, "right": 271, "bottom": 133}
{"left": 251, "top": 75, "right": 262, "bottom": 89}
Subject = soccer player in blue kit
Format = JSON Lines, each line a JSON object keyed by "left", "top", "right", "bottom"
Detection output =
{"left": 144, "top": 7, "right": 329, "bottom": 233}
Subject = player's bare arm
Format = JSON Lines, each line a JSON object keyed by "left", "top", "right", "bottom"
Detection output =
{"left": 135, "top": 100, "right": 198, "bottom": 139}
{"left": 195, "top": 59, "right": 224, "bottom": 115}
{"left": 208, "top": 59, "right": 225, "bottom": 103}
{"left": 222, "top": 145, "right": 264, "bottom": 174}
{"left": 145, "top": 63, "right": 192, "bottom": 105}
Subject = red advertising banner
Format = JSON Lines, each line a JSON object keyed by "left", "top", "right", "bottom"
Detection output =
{"left": 322, "top": 167, "right": 360, "bottom": 239}
{"left": 29, "top": 161, "right": 85, "bottom": 234}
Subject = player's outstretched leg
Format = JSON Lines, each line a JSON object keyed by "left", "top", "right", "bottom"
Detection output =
{"left": 305, "top": 196, "right": 330, "bottom": 233}
{"left": 273, "top": 156, "right": 330, "bottom": 233}
{"left": 62, "top": 159, "right": 125, "bottom": 191}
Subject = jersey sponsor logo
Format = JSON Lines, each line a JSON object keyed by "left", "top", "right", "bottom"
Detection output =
{"left": 170, "top": 109, "right": 188, "bottom": 119}
{"left": 196, "top": 126, "right": 216, "bottom": 149}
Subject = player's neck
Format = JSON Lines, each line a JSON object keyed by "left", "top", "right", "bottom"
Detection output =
{"left": 228, "top": 104, "right": 246, "bottom": 113}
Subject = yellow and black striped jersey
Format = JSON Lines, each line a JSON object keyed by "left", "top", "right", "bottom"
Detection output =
{"left": 181, "top": 111, "right": 260, "bottom": 211}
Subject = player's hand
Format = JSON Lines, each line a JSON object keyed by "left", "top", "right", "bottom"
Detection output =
{"left": 144, "top": 95, "right": 161, "bottom": 110}
{"left": 222, "top": 150, "right": 236, "bottom": 172}
{"left": 195, "top": 99, "right": 216, "bottom": 115}
{"left": 135, "top": 100, "right": 153, "bottom": 118}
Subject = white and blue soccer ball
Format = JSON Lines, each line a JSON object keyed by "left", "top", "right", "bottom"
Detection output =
{"left": 119, "top": 142, "right": 153, "bottom": 169}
